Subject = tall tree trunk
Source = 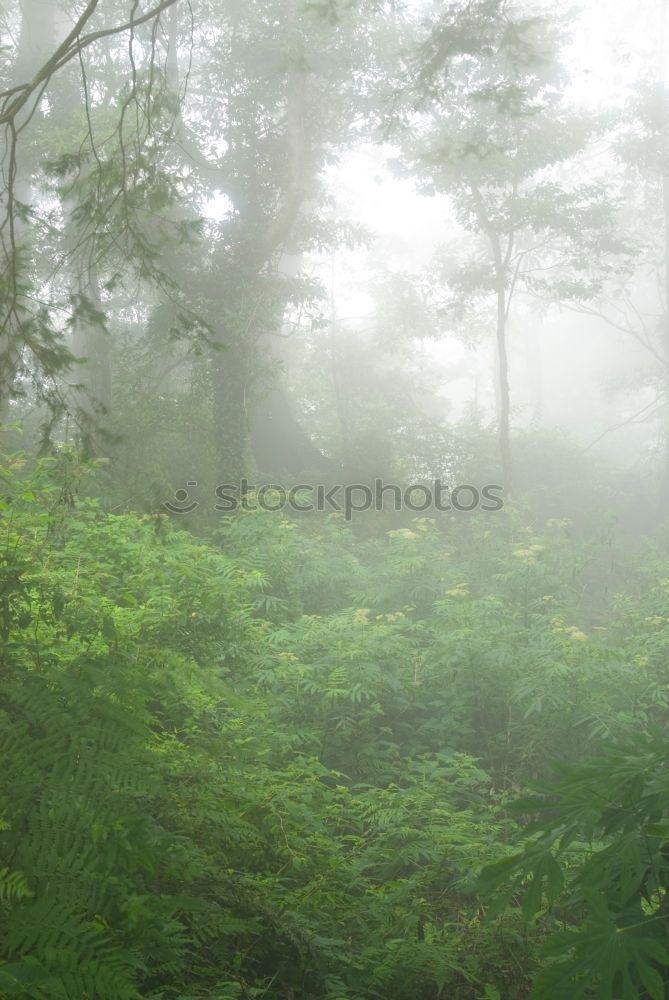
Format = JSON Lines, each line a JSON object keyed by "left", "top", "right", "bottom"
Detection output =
{"left": 208, "top": 0, "right": 307, "bottom": 484}
{"left": 0, "top": 0, "right": 57, "bottom": 426}
{"left": 661, "top": 173, "right": 669, "bottom": 504}
{"left": 329, "top": 252, "right": 350, "bottom": 457}
{"left": 659, "top": 0, "right": 669, "bottom": 506}
{"left": 209, "top": 337, "right": 247, "bottom": 485}
{"left": 58, "top": 25, "right": 112, "bottom": 454}
{"left": 495, "top": 277, "right": 513, "bottom": 496}
{"left": 469, "top": 183, "right": 513, "bottom": 496}
{"left": 70, "top": 262, "right": 112, "bottom": 453}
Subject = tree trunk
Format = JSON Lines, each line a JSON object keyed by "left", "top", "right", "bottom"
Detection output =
{"left": 209, "top": 338, "right": 247, "bottom": 485}
{"left": 207, "top": 0, "right": 307, "bottom": 486}
{"left": 660, "top": 172, "right": 669, "bottom": 505}
{"left": 495, "top": 279, "right": 513, "bottom": 496}
{"left": 70, "top": 263, "right": 112, "bottom": 453}
{"left": 659, "top": 0, "right": 669, "bottom": 506}
{"left": 468, "top": 183, "right": 513, "bottom": 496}
{"left": 58, "top": 30, "right": 112, "bottom": 454}
{"left": 0, "top": 0, "right": 57, "bottom": 425}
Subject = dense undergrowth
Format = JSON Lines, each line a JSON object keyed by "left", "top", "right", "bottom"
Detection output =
{"left": 2, "top": 451, "right": 669, "bottom": 999}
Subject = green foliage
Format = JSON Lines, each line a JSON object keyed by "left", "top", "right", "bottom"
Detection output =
{"left": 479, "top": 735, "right": 669, "bottom": 998}
{"left": 7, "top": 444, "right": 669, "bottom": 996}
{"left": 5, "top": 0, "right": 669, "bottom": 995}
{"left": 3, "top": 438, "right": 669, "bottom": 999}
{"left": 0, "top": 453, "right": 537, "bottom": 999}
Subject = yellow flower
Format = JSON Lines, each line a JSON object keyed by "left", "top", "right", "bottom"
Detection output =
{"left": 513, "top": 548, "right": 537, "bottom": 565}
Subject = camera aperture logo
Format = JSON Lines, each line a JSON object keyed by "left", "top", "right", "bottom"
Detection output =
{"left": 163, "top": 479, "right": 503, "bottom": 520}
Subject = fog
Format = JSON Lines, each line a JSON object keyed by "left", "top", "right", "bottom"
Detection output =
{"left": 3, "top": 1, "right": 669, "bottom": 997}
{"left": 313, "top": 0, "right": 669, "bottom": 494}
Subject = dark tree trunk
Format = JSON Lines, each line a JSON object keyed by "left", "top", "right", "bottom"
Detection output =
{"left": 209, "top": 338, "right": 248, "bottom": 485}
{"left": 70, "top": 263, "right": 112, "bottom": 453}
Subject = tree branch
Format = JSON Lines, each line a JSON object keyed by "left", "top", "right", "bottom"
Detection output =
{"left": 0, "top": 0, "right": 180, "bottom": 127}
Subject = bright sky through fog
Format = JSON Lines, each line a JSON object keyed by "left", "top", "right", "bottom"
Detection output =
{"left": 204, "top": 0, "right": 656, "bottom": 263}
{"left": 307, "top": 0, "right": 665, "bottom": 441}
{"left": 202, "top": 0, "right": 662, "bottom": 439}
{"left": 312, "top": 0, "right": 654, "bottom": 321}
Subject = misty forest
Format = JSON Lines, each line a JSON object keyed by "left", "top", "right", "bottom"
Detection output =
{"left": 8, "top": 0, "right": 669, "bottom": 997}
